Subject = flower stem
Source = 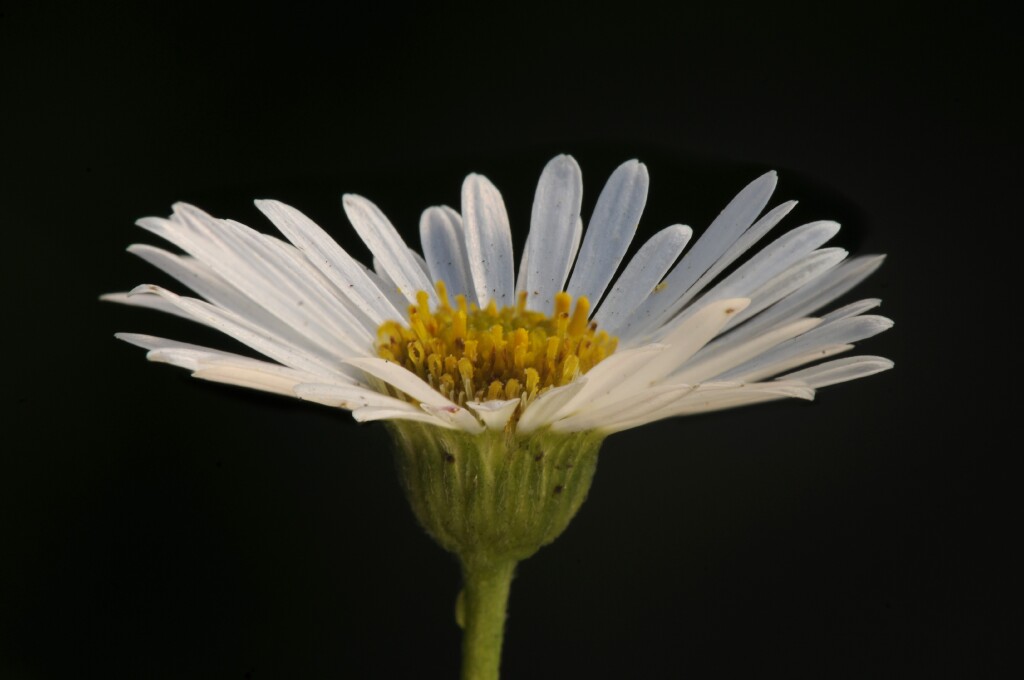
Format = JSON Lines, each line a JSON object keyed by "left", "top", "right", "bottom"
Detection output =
{"left": 460, "top": 558, "right": 516, "bottom": 680}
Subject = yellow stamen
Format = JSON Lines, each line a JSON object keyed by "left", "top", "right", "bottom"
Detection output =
{"left": 375, "top": 283, "right": 618, "bottom": 409}
{"left": 436, "top": 281, "right": 451, "bottom": 310}
{"left": 487, "top": 380, "right": 505, "bottom": 401}
{"left": 568, "top": 297, "right": 590, "bottom": 336}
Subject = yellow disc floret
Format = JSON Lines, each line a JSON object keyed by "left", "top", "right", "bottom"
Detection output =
{"left": 376, "top": 281, "right": 618, "bottom": 407}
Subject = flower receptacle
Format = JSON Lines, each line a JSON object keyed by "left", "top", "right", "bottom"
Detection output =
{"left": 386, "top": 422, "right": 604, "bottom": 566}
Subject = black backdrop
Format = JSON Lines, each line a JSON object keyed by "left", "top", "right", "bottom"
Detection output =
{"left": 3, "top": 3, "right": 1013, "bottom": 678}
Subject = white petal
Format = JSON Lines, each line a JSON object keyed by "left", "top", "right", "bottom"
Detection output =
{"left": 661, "top": 380, "right": 816, "bottom": 417}
{"left": 115, "top": 332, "right": 220, "bottom": 356}
{"left": 263, "top": 234, "right": 379, "bottom": 333}
{"left": 687, "top": 221, "right": 840, "bottom": 307}
{"left": 294, "top": 382, "right": 422, "bottom": 410}
{"left": 219, "top": 217, "right": 376, "bottom": 347}
{"left": 596, "top": 224, "right": 692, "bottom": 335}
{"left": 420, "top": 206, "right": 472, "bottom": 298}
{"left": 564, "top": 217, "right": 583, "bottom": 285}
{"left": 601, "top": 380, "right": 815, "bottom": 430}
{"left": 634, "top": 200, "right": 797, "bottom": 336}
{"left": 649, "top": 221, "right": 840, "bottom": 342}
{"left": 189, "top": 362, "right": 319, "bottom": 397}
{"left": 161, "top": 205, "right": 373, "bottom": 355}
{"left": 722, "top": 248, "right": 848, "bottom": 331}
{"left": 725, "top": 255, "right": 886, "bottom": 342}
{"left": 717, "top": 314, "right": 893, "bottom": 382}
{"left": 255, "top": 199, "right": 403, "bottom": 325}
{"left": 661, "top": 171, "right": 778, "bottom": 293}
{"left": 102, "top": 291, "right": 194, "bottom": 320}
{"left": 606, "top": 298, "right": 750, "bottom": 402}
{"left": 115, "top": 333, "right": 266, "bottom": 371}
{"left": 670, "top": 317, "right": 822, "bottom": 384}
{"left": 819, "top": 298, "right": 882, "bottom": 324}
{"left": 545, "top": 345, "right": 669, "bottom": 421}
{"left": 364, "top": 259, "right": 409, "bottom": 313}
{"left": 352, "top": 406, "right": 460, "bottom": 429}
{"left": 342, "top": 357, "right": 484, "bottom": 433}
{"left": 617, "top": 172, "right": 777, "bottom": 340}
{"left": 551, "top": 384, "right": 696, "bottom": 433}
{"left": 128, "top": 244, "right": 233, "bottom": 305}
{"left": 115, "top": 333, "right": 362, "bottom": 399}
{"left": 779, "top": 355, "right": 894, "bottom": 388}
{"left": 728, "top": 344, "right": 854, "bottom": 383}
{"left": 516, "top": 379, "right": 590, "bottom": 434}
{"left": 525, "top": 155, "right": 584, "bottom": 311}
{"left": 465, "top": 399, "right": 521, "bottom": 430}
{"left": 135, "top": 212, "right": 321, "bottom": 339}
{"left": 567, "top": 159, "right": 649, "bottom": 305}
{"left": 516, "top": 218, "right": 582, "bottom": 302}
{"left": 126, "top": 284, "right": 348, "bottom": 377}
{"left": 515, "top": 232, "right": 531, "bottom": 298}
{"left": 420, "top": 404, "right": 486, "bottom": 432}
{"left": 169, "top": 352, "right": 325, "bottom": 386}
{"left": 462, "top": 173, "right": 515, "bottom": 307}
{"left": 125, "top": 245, "right": 335, "bottom": 355}
{"left": 409, "top": 247, "right": 431, "bottom": 280}
{"left": 343, "top": 357, "right": 452, "bottom": 407}
{"left": 555, "top": 300, "right": 747, "bottom": 418}
{"left": 342, "top": 194, "right": 436, "bottom": 305}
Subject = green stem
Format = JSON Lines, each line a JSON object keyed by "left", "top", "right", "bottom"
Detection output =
{"left": 460, "top": 558, "right": 516, "bottom": 680}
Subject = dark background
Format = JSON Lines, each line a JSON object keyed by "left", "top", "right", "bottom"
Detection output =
{"left": 2, "top": 3, "right": 1014, "bottom": 678}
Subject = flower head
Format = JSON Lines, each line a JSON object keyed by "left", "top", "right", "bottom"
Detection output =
{"left": 106, "top": 155, "right": 892, "bottom": 435}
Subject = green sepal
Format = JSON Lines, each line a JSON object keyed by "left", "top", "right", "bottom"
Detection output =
{"left": 386, "top": 421, "right": 605, "bottom": 566}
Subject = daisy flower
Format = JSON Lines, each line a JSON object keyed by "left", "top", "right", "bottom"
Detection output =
{"left": 107, "top": 156, "right": 891, "bottom": 433}
{"left": 106, "top": 155, "right": 893, "bottom": 679}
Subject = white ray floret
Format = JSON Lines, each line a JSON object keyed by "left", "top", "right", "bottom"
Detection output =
{"left": 618, "top": 171, "right": 778, "bottom": 339}
{"left": 526, "top": 155, "right": 584, "bottom": 311}
{"left": 462, "top": 173, "right": 515, "bottom": 308}
{"left": 595, "top": 224, "right": 692, "bottom": 335}
{"left": 255, "top": 199, "right": 404, "bottom": 325}
{"left": 566, "top": 159, "right": 649, "bottom": 306}
{"left": 108, "top": 155, "right": 893, "bottom": 435}
{"left": 419, "top": 206, "right": 473, "bottom": 299}
{"left": 343, "top": 194, "right": 437, "bottom": 306}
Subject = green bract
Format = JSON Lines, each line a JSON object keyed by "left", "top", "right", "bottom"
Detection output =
{"left": 388, "top": 422, "right": 604, "bottom": 565}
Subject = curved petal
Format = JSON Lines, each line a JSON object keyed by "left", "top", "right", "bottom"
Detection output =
{"left": 465, "top": 398, "right": 521, "bottom": 431}
{"left": 567, "top": 159, "right": 649, "bottom": 306}
{"left": 780, "top": 355, "right": 894, "bottom": 388}
{"left": 618, "top": 172, "right": 778, "bottom": 341}
{"left": 420, "top": 205, "right": 472, "bottom": 298}
{"left": 343, "top": 357, "right": 485, "bottom": 433}
{"left": 462, "top": 173, "right": 515, "bottom": 307}
{"left": 342, "top": 194, "right": 436, "bottom": 305}
{"left": 596, "top": 224, "right": 692, "bottom": 335}
{"left": 524, "top": 154, "right": 584, "bottom": 311}
{"left": 256, "top": 199, "right": 402, "bottom": 324}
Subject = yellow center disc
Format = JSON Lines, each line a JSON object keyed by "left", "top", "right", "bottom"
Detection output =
{"left": 376, "top": 282, "right": 618, "bottom": 406}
